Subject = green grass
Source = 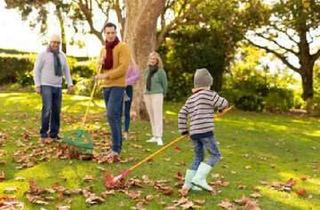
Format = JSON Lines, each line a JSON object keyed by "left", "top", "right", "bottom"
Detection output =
{"left": 0, "top": 91, "right": 320, "bottom": 209}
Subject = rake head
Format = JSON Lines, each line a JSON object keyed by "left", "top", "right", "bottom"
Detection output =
{"left": 104, "top": 170, "right": 130, "bottom": 189}
{"left": 62, "top": 129, "right": 94, "bottom": 155}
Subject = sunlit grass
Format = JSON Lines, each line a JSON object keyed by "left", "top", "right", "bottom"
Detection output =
{"left": 0, "top": 91, "right": 319, "bottom": 209}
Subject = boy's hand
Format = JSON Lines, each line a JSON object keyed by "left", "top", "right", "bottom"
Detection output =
{"left": 216, "top": 105, "right": 234, "bottom": 118}
{"left": 181, "top": 131, "right": 189, "bottom": 136}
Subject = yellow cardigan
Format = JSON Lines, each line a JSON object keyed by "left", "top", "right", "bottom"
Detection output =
{"left": 97, "top": 42, "right": 130, "bottom": 87}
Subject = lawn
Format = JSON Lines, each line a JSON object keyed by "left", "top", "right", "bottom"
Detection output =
{"left": 0, "top": 91, "right": 319, "bottom": 210}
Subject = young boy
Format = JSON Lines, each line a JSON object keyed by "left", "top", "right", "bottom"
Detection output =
{"left": 178, "top": 68, "right": 229, "bottom": 195}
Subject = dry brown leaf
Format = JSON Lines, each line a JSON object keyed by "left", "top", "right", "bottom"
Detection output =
{"left": 300, "top": 176, "right": 309, "bottom": 181}
{"left": 193, "top": 199, "right": 206, "bottom": 205}
{"left": 83, "top": 175, "right": 95, "bottom": 182}
{"left": 4, "top": 187, "right": 17, "bottom": 194}
{"left": 180, "top": 200, "right": 194, "bottom": 209}
{"left": 295, "top": 188, "right": 307, "bottom": 197}
{"left": 175, "top": 171, "right": 184, "bottom": 181}
{"left": 0, "top": 171, "right": 5, "bottom": 181}
{"left": 85, "top": 193, "right": 105, "bottom": 205}
{"left": 249, "top": 192, "right": 262, "bottom": 199}
{"left": 165, "top": 206, "right": 179, "bottom": 210}
{"left": 0, "top": 196, "right": 24, "bottom": 209}
{"left": 244, "top": 199, "right": 261, "bottom": 210}
{"left": 144, "top": 194, "right": 153, "bottom": 201}
{"left": 237, "top": 184, "right": 246, "bottom": 190}
{"left": 218, "top": 199, "right": 237, "bottom": 210}
{"left": 154, "top": 182, "right": 174, "bottom": 196}
{"left": 57, "top": 206, "right": 70, "bottom": 210}
{"left": 125, "top": 190, "right": 141, "bottom": 200}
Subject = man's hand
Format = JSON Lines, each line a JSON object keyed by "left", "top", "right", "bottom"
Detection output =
{"left": 67, "top": 85, "right": 74, "bottom": 94}
{"left": 95, "top": 73, "right": 107, "bottom": 80}
{"left": 35, "top": 86, "right": 41, "bottom": 94}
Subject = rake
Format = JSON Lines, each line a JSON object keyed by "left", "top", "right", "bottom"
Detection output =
{"left": 104, "top": 135, "right": 186, "bottom": 188}
{"left": 61, "top": 67, "right": 102, "bottom": 155}
{"left": 104, "top": 105, "right": 234, "bottom": 188}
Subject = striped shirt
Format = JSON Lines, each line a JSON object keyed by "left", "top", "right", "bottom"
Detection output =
{"left": 178, "top": 89, "right": 228, "bottom": 138}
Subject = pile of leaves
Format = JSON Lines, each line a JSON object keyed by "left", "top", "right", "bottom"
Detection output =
{"left": 0, "top": 196, "right": 24, "bottom": 209}
{"left": 0, "top": 131, "right": 7, "bottom": 146}
{"left": 218, "top": 196, "right": 261, "bottom": 210}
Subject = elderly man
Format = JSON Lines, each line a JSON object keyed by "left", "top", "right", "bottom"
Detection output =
{"left": 95, "top": 22, "right": 130, "bottom": 161}
{"left": 33, "top": 34, "right": 73, "bottom": 143}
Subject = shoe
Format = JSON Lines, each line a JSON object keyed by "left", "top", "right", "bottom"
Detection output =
{"left": 155, "top": 137, "right": 163, "bottom": 146}
{"left": 40, "top": 137, "right": 51, "bottom": 144}
{"left": 106, "top": 151, "right": 120, "bottom": 163}
{"left": 182, "top": 169, "right": 202, "bottom": 192}
{"left": 191, "top": 162, "right": 213, "bottom": 191}
{"left": 123, "top": 132, "right": 128, "bottom": 140}
{"left": 146, "top": 137, "right": 157, "bottom": 143}
{"left": 50, "top": 135, "right": 62, "bottom": 142}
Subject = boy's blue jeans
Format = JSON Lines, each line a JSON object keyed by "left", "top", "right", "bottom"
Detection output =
{"left": 103, "top": 87, "right": 125, "bottom": 154}
{"left": 123, "top": 85, "right": 133, "bottom": 132}
{"left": 40, "top": 85, "right": 62, "bottom": 138}
{"left": 190, "top": 135, "right": 221, "bottom": 170}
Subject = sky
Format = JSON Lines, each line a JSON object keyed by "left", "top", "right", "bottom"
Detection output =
{"left": 0, "top": 0, "right": 103, "bottom": 57}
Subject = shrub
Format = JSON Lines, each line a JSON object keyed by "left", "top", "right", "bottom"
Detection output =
{"left": 166, "top": 72, "right": 193, "bottom": 101}
{"left": 0, "top": 54, "right": 34, "bottom": 84}
{"left": 74, "top": 77, "right": 103, "bottom": 98}
{"left": 264, "top": 88, "right": 294, "bottom": 112}
{"left": 235, "top": 94, "right": 264, "bottom": 111}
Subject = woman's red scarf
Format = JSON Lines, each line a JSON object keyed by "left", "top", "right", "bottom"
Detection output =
{"left": 103, "top": 37, "right": 120, "bottom": 70}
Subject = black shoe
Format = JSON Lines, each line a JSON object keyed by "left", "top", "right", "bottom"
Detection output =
{"left": 50, "top": 135, "right": 62, "bottom": 142}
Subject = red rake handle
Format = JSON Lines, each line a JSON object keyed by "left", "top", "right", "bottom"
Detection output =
{"left": 127, "top": 135, "right": 186, "bottom": 173}
{"left": 114, "top": 106, "right": 233, "bottom": 181}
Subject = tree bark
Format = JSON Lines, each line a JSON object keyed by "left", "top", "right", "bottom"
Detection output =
{"left": 300, "top": 66, "right": 314, "bottom": 100}
{"left": 124, "top": 0, "right": 166, "bottom": 120}
{"left": 55, "top": 5, "right": 67, "bottom": 53}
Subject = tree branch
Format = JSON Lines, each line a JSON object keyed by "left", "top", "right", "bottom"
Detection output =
{"left": 94, "top": 0, "right": 110, "bottom": 17}
{"left": 255, "top": 32, "right": 298, "bottom": 55}
{"left": 269, "top": 23, "right": 300, "bottom": 45}
{"left": 156, "top": 0, "right": 202, "bottom": 48}
{"left": 311, "top": 48, "right": 320, "bottom": 64}
{"left": 246, "top": 37, "right": 300, "bottom": 73}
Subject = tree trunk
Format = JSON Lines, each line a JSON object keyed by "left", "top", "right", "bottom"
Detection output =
{"left": 56, "top": 5, "right": 67, "bottom": 53}
{"left": 212, "top": 71, "right": 223, "bottom": 92}
{"left": 124, "top": 0, "right": 166, "bottom": 120}
{"left": 300, "top": 67, "right": 314, "bottom": 100}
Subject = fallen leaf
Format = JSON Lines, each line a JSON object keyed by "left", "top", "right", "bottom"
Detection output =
{"left": 0, "top": 196, "right": 24, "bottom": 209}
{"left": 84, "top": 193, "right": 105, "bottom": 205}
{"left": 0, "top": 171, "right": 5, "bottom": 181}
{"left": 218, "top": 199, "right": 237, "bottom": 210}
{"left": 4, "top": 187, "right": 17, "bottom": 194}
{"left": 83, "top": 175, "right": 95, "bottom": 182}
{"left": 57, "top": 206, "right": 70, "bottom": 210}
{"left": 174, "top": 172, "right": 184, "bottom": 181}
{"left": 249, "top": 192, "right": 262, "bottom": 198}
{"left": 244, "top": 199, "right": 260, "bottom": 210}
{"left": 295, "top": 188, "right": 307, "bottom": 197}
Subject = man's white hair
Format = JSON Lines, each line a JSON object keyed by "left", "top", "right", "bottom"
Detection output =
{"left": 49, "top": 33, "right": 61, "bottom": 42}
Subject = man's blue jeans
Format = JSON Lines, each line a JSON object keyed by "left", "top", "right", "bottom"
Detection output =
{"left": 123, "top": 85, "right": 133, "bottom": 132}
{"left": 40, "top": 85, "right": 62, "bottom": 138}
{"left": 103, "top": 87, "right": 125, "bottom": 154}
{"left": 190, "top": 135, "right": 221, "bottom": 170}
